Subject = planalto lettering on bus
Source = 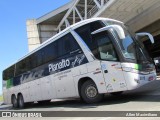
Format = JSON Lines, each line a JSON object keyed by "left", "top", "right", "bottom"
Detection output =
{"left": 2, "top": 17, "right": 157, "bottom": 109}
{"left": 48, "top": 59, "right": 70, "bottom": 73}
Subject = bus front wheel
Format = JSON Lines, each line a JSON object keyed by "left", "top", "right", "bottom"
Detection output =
{"left": 80, "top": 80, "right": 104, "bottom": 103}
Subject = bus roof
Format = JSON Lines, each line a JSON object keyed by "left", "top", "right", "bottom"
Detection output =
{"left": 3, "top": 17, "right": 123, "bottom": 70}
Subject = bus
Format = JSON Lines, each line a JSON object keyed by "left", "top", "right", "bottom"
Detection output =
{"left": 2, "top": 17, "right": 157, "bottom": 109}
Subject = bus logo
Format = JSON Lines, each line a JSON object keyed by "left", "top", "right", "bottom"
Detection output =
{"left": 48, "top": 59, "right": 70, "bottom": 73}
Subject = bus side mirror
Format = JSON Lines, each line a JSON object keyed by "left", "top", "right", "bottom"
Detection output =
{"left": 136, "top": 32, "right": 154, "bottom": 44}
{"left": 91, "top": 25, "right": 125, "bottom": 39}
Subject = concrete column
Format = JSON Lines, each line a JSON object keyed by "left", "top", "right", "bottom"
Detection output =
{"left": 26, "top": 19, "right": 40, "bottom": 52}
{"left": 39, "top": 24, "right": 57, "bottom": 43}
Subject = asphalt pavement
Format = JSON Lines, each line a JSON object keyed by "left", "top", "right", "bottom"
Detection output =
{"left": 1, "top": 78, "right": 160, "bottom": 119}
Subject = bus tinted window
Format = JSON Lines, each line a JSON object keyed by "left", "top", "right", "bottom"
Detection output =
{"left": 8, "top": 33, "right": 81, "bottom": 78}
{"left": 16, "top": 60, "right": 27, "bottom": 75}
{"left": 58, "top": 33, "right": 80, "bottom": 57}
{"left": 75, "top": 21, "right": 104, "bottom": 58}
{"left": 93, "top": 31, "right": 119, "bottom": 61}
{"left": 30, "top": 53, "right": 37, "bottom": 69}
{"left": 75, "top": 21, "right": 118, "bottom": 61}
{"left": 44, "top": 41, "right": 58, "bottom": 63}
{"left": 35, "top": 50, "right": 43, "bottom": 66}
{"left": 75, "top": 21, "right": 104, "bottom": 50}
{"left": 25, "top": 56, "right": 32, "bottom": 71}
{"left": 3, "top": 65, "right": 15, "bottom": 80}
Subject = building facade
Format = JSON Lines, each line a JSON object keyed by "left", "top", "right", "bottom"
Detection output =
{"left": 26, "top": 0, "right": 160, "bottom": 59}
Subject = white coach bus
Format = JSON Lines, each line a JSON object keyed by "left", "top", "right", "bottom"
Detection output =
{"left": 2, "top": 18, "right": 157, "bottom": 108}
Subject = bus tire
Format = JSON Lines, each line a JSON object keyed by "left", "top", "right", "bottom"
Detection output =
{"left": 80, "top": 80, "right": 104, "bottom": 103}
{"left": 110, "top": 91, "right": 123, "bottom": 96}
{"left": 17, "top": 94, "right": 25, "bottom": 109}
{"left": 11, "top": 95, "right": 18, "bottom": 108}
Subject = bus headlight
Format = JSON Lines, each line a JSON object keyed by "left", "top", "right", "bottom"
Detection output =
{"left": 122, "top": 67, "right": 132, "bottom": 72}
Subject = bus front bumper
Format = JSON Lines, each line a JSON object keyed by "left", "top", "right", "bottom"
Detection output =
{"left": 124, "top": 71, "right": 157, "bottom": 90}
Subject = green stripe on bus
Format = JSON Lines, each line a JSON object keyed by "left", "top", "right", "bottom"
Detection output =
{"left": 134, "top": 64, "right": 142, "bottom": 70}
{"left": 6, "top": 79, "right": 13, "bottom": 89}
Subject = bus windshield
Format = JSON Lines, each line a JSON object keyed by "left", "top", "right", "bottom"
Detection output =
{"left": 104, "top": 20, "right": 152, "bottom": 64}
{"left": 117, "top": 29, "right": 137, "bottom": 60}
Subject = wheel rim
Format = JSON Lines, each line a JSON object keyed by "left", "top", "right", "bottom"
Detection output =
{"left": 85, "top": 85, "right": 97, "bottom": 98}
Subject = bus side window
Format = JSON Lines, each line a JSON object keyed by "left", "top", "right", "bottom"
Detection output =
{"left": 30, "top": 54, "right": 37, "bottom": 69}
{"left": 16, "top": 60, "right": 27, "bottom": 76}
{"left": 75, "top": 21, "right": 119, "bottom": 61}
{"left": 93, "top": 32, "right": 119, "bottom": 61}
{"left": 75, "top": 21, "right": 104, "bottom": 58}
{"left": 35, "top": 50, "right": 43, "bottom": 67}
{"left": 43, "top": 41, "right": 58, "bottom": 63}
{"left": 25, "top": 56, "right": 32, "bottom": 72}
{"left": 58, "top": 33, "right": 81, "bottom": 57}
{"left": 3, "top": 65, "right": 15, "bottom": 80}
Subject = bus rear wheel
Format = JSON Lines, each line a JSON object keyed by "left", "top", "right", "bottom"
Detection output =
{"left": 12, "top": 95, "right": 18, "bottom": 108}
{"left": 80, "top": 80, "right": 104, "bottom": 103}
{"left": 17, "top": 94, "right": 25, "bottom": 109}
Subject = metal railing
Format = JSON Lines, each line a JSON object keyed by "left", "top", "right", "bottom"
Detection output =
{"left": 87, "top": 5, "right": 99, "bottom": 18}
{"left": 59, "top": 0, "right": 111, "bottom": 32}
{"left": 87, "top": 0, "right": 110, "bottom": 18}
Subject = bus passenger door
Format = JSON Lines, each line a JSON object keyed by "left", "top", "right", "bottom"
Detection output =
{"left": 101, "top": 61, "right": 127, "bottom": 93}
{"left": 92, "top": 30, "right": 128, "bottom": 93}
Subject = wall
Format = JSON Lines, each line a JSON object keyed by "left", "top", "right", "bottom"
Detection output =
{"left": 38, "top": 24, "right": 57, "bottom": 43}
{"left": 26, "top": 19, "right": 41, "bottom": 52}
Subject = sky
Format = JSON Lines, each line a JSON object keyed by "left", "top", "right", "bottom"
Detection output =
{"left": 0, "top": 0, "right": 71, "bottom": 95}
